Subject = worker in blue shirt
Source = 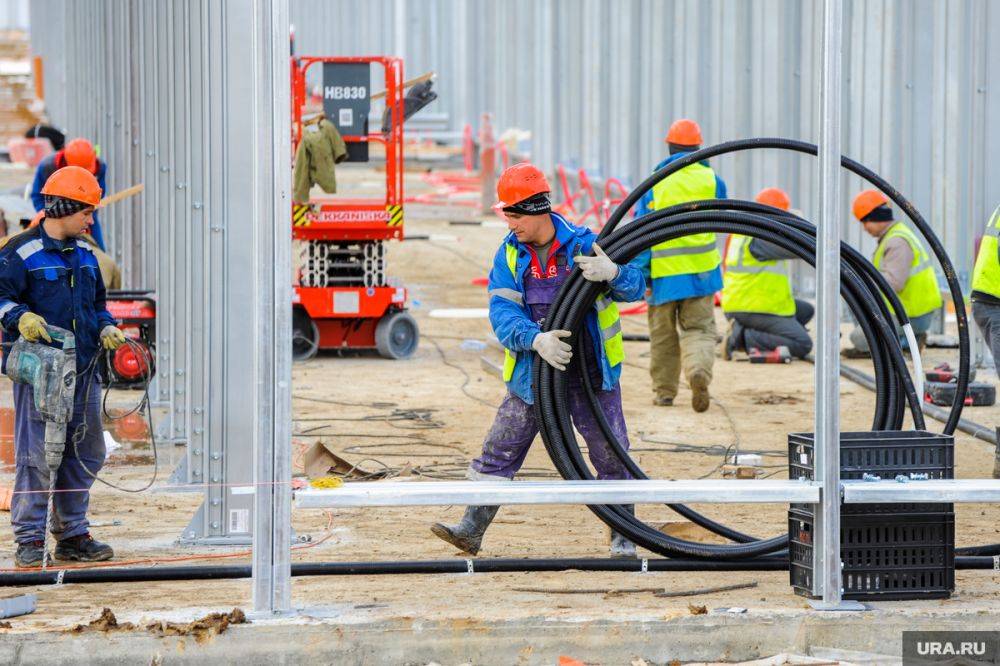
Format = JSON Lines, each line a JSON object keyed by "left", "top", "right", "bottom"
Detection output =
{"left": 431, "top": 163, "right": 645, "bottom": 558}
{"left": 1, "top": 166, "right": 126, "bottom": 568}
{"left": 629, "top": 119, "right": 726, "bottom": 412}
{"left": 30, "top": 138, "right": 107, "bottom": 251}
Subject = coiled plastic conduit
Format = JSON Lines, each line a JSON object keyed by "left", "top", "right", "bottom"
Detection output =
{"left": 534, "top": 137, "right": 974, "bottom": 560}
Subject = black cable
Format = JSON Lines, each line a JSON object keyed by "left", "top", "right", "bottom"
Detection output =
{"left": 71, "top": 338, "right": 159, "bottom": 493}
{"left": 537, "top": 213, "right": 922, "bottom": 558}
{"left": 533, "top": 138, "right": 969, "bottom": 560}
{"left": 0, "top": 555, "right": 992, "bottom": 586}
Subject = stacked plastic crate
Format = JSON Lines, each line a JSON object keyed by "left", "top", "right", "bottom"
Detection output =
{"left": 788, "top": 431, "right": 955, "bottom": 600}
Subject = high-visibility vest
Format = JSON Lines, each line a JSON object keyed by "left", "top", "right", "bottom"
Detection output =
{"left": 971, "top": 206, "right": 1000, "bottom": 300}
{"left": 721, "top": 235, "right": 795, "bottom": 316}
{"left": 648, "top": 161, "right": 721, "bottom": 278}
{"left": 872, "top": 223, "right": 942, "bottom": 318}
{"left": 501, "top": 242, "right": 624, "bottom": 382}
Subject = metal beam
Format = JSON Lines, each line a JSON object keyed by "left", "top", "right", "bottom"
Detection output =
{"left": 813, "top": 0, "right": 849, "bottom": 609}
{"left": 843, "top": 479, "right": 1000, "bottom": 503}
{"left": 250, "top": 0, "right": 292, "bottom": 616}
{"left": 295, "top": 480, "right": 821, "bottom": 509}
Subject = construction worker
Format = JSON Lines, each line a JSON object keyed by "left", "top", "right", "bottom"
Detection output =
{"left": 721, "top": 188, "right": 813, "bottom": 359}
{"left": 630, "top": 119, "right": 726, "bottom": 411}
{"left": 0, "top": 166, "right": 126, "bottom": 568}
{"left": 30, "top": 138, "right": 107, "bottom": 251}
{"left": 846, "top": 189, "right": 942, "bottom": 355}
{"left": 431, "top": 163, "right": 645, "bottom": 557}
{"left": 971, "top": 205, "right": 1000, "bottom": 375}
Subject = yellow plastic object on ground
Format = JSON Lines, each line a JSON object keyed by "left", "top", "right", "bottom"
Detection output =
{"left": 310, "top": 476, "right": 344, "bottom": 489}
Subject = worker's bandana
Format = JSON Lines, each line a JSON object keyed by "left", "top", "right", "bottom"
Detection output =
{"left": 43, "top": 195, "right": 90, "bottom": 219}
{"left": 503, "top": 192, "right": 551, "bottom": 216}
{"left": 861, "top": 204, "right": 894, "bottom": 223}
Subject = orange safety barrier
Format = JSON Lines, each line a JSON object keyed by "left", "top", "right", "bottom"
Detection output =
{"left": 554, "top": 165, "right": 632, "bottom": 230}
{"left": 0, "top": 406, "right": 13, "bottom": 470}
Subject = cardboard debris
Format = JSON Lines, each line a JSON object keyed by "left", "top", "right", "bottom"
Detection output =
{"left": 302, "top": 440, "right": 388, "bottom": 480}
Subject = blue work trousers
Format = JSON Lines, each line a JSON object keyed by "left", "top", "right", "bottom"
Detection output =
{"left": 11, "top": 376, "right": 105, "bottom": 544}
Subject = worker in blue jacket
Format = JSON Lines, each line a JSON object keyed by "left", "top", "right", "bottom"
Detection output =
{"left": 431, "top": 163, "right": 645, "bottom": 558}
{"left": 30, "top": 138, "right": 107, "bottom": 251}
{"left": 0, "top": 166, "right": 126, "bottom": 568}
{"left": 629, "top": 119, "right": 726, "bottom": 412}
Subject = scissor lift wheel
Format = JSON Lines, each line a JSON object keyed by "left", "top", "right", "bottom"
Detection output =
{"left": 292, "top": 307, "right": 320, "bottom": 361}
{"left": 375, "top": 310, "right": 419, "bottom": 359}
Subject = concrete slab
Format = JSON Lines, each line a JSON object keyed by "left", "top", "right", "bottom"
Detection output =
{"left": 2, "top": 603, "right": 999, "bottom": 665}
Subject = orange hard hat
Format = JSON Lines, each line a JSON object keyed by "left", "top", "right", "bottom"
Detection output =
{"left": 40, "top": 166, "right": 103, "bottom": 207}
{"left": 495, "top": 162, "right": 551, "bottom": 209}
{"left": 665, "top": 119, "right": 702, "bottom": 146}
{"left": 63, "top": 138, "right": 97, "bottom": 173}
{"left": 28, "top": 210, "right": 44, "bottom": 228}
{"left": 755, "top": 187, "right": 791, "bottom": 211}
{"left": 852, "top": 189, "right": 889, "bottom": 221}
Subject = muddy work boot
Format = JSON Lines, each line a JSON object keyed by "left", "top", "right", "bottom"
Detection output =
{"left": 430, "top": 505, "right": 499, "bottom": 556}
{"left": 54, "top": 534, "right": 114, "bottom": 562}
{"left": 608, "top": 505, "right": 638, "bottom": 558}
{"left": 653, "top": 395, "right": 674, "bottom": 407}
{"left": 14, "top": 540, "right": 48, "bottom": 568}
{"left": 610, "top": 531, "right": 637, "bottom": 558}
{"left": 690, "top": 370, "right": 711, "bottom": 413}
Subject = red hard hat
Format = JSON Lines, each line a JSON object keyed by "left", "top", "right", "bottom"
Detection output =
{"left": 495, "top": 162, "right": 551, "bottom": 209}
{"left": 852, "top": 189, "right": 889, "bottom": 221}
{"left": 665, "top": 119, "right": 702, "bottom": 146}
{"left": 63, "top": 138, "right": 98, "bottom": 173}
{"left": 755, "top": 187, "right": 791, "bottom": 211}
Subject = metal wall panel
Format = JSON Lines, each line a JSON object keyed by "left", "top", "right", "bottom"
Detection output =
{"left": 288, "top": 0, "right": 999, "bottom": 285}
{"left": 27, "top": 0, "right": 293, "bottom": 551}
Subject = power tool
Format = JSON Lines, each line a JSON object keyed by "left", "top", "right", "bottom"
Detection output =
{"left": 747, "top": 345, "right": 792, "bottom": 364}
{"left": 4, "top": 325, "right": 76, "bottom": 567}
{"left": 925, "top": 362, "right": 976, "bottom": 384}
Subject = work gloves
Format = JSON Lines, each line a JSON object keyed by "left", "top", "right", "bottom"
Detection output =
{"left": 575, "top": 244, "right": 620, "bottom": 283}
{"left": 18, "top": 312, "right": 51, "bottom": 343}
{"left": 532, "top": 329, "right": 573, "bottom": 371}
{"left": 101, "top": 325, "right": 127, "bottom": 351}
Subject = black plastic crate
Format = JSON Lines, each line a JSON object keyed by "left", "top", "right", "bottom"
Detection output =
{"left": 789, "top": 509, "right": 954, "bottom": 601}
{"left": 789, "top": 430, "right": 954, "bottom": 515}
{"left": 787, "top": 431, "right": 955, "bottom": 600}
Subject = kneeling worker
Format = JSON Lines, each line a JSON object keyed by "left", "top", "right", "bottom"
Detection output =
{"left": 722, "top": 188, "right": 813, "bottom": 359}
{"left": 431, "top": 163, "right": 646, "bottom": 557}
{"left": 847, "top": 189, "right": 942, "bottom": 355}
{"left": 1, "top": 166, "right": 126, "bottom": 568}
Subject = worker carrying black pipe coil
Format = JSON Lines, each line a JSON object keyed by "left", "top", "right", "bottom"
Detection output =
{"left": 534, "top": 137, "right": 971, "bottom": 560}
{"left": 430, "top": 162, "right": 647, "bottom": 558}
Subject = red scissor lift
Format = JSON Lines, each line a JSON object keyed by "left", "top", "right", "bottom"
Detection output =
{"left": 290, "top": 56, "right": 418, "bottom": 360}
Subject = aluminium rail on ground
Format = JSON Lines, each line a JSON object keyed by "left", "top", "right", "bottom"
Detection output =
{"left": 294, "top": 480, "right": 822, "bottom": 508}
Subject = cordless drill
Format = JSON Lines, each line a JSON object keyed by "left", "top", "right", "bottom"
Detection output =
{"left": 747, "top": 345, "right": 792, "bottom": 364}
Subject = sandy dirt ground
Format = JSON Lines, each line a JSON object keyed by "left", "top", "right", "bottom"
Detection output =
{"left": 0, "top": 164, "right": 997, "bottom": 634}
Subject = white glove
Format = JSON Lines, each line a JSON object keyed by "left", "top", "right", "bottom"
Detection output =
{"left": 575, "top": 244, "right": 620, "bottom": 283}
{"left": 531, "top": 330, "right": 573, "bottom": 371}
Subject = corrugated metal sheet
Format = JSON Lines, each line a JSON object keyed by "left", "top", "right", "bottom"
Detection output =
{"left": 27, "top": 0, "right": 293, "bottom": 546}
{"left": 291, "top": 0, "right": 1000, "bottom": 285}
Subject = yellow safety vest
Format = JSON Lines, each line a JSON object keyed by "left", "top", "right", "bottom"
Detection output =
{"left": 721, "top": 235, "right": 795, "bottom": 316}
{"left": 501, "top": 243, "right": 624, "bottom": 381}
{"left": 648, "top": 161, "right": 721, "bottom": 278}
{"left": 971, "top": 206, "right": 1000, "bottom": 299}
{"left": 872, "top": 223, "right": 942, "bottom": 318}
